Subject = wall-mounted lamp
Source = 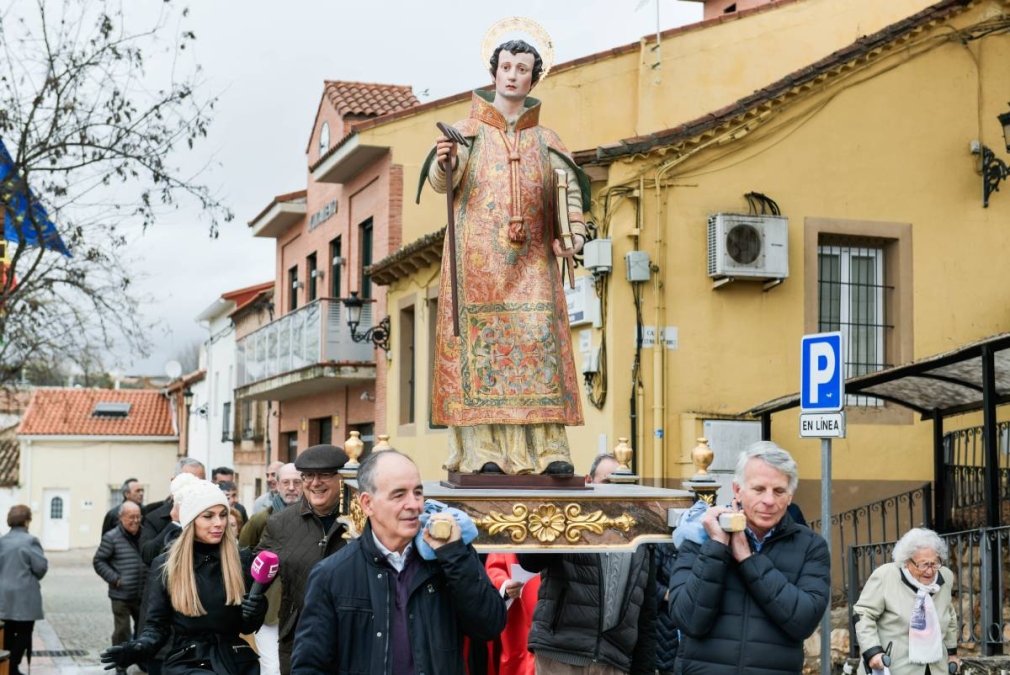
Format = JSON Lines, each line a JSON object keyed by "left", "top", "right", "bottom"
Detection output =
{"left": 360, "top": 391, "right": 376, "bottom": 402}
{"left": 292, "top": 280, "right": 304, "bottom": 290}
{"left": 976, "top": 103, "right": 1010, "bottom": 208}
{"left": 183, "top": 388, "right": 194, "bottom": 408}
{"left": 310, "top": 269, "right": 324, "bottom": 279}
{"left": 342, "top": 291, "right": 391, "bottom": 352}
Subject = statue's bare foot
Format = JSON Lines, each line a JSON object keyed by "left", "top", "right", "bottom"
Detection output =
{"left": 543, "top": 461, "right": 574, "bottom": 476}
{"left": 480, "top": 462, "right": 504, "bottom": 474}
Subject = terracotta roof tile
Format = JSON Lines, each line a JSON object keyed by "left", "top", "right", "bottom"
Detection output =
{"left": 323, "top": 81, "right": 419, "bottom": 119}
{"left": 18, "top": 388, "right": 176, "bottom": 437}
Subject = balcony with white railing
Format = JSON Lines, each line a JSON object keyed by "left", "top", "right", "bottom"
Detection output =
{"left": 235, "top": 298, "right": 377, "bottom": 401}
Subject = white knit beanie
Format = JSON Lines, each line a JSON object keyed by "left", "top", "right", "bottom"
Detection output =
{"left": 170, "top": 472, "right": 199, "bottom": 498}
{"left": 175, "top": 478, "right": 229, "bottom": 529}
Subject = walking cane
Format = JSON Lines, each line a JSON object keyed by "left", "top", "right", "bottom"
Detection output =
{"left": 435, "top": 122, "right": 468, "bottom": 337}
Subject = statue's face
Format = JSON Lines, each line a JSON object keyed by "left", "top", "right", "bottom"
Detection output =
{"left": 494, "top": 50, "right": 536, "bottom": 101}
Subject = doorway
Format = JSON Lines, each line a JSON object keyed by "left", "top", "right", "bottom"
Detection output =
{"left": 41, "top": 488, "right": 70, "bottom": 550}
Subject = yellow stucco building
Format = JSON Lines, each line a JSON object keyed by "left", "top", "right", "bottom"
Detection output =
{"left": 314, "top": 0, "right": 1008, "bottom": 519}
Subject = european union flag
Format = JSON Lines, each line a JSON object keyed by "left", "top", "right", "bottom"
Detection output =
{"left": 0, "top": 137, "right": 71, "bottom": 257}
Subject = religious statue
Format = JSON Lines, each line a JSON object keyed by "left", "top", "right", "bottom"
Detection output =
{"left": 419, "top": 19, "right": 590, "bottom": 477}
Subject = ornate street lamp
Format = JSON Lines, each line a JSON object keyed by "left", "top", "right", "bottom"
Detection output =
{"left": 981, "top": 103, "right": 1010, "bottom": 208}
{"left": 342, "top": 291, "right": 390, "bottom": 352}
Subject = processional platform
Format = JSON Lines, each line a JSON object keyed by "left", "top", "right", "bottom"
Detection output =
{"left": 341, "top": 479, "right": 693, "bottom": 552}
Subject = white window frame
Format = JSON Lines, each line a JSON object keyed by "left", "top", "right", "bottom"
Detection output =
{"left": 818, "top": 244, "right": 885, "bottom": 407}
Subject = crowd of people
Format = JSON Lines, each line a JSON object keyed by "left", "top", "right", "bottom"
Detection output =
{"left": 0, "top": 439, "right": 966, "bottom": 675}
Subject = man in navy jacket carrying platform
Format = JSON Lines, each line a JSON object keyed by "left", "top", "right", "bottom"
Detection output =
{"left": 291, "top": 449, "right": 506, "bottom": 675}
{"left": 668, "top": 441, "right": 830, "bottom": 675}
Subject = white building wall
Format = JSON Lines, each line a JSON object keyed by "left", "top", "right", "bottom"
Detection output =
{"left": 203, "top": 313, "right": 237, "bottom": 475}
{"left": 19, "top": 437, "right": 177, "bottom": 549}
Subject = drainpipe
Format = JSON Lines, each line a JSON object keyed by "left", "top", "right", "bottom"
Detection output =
{"left": 650, "top": 174, "right": 666, "bottom": 483}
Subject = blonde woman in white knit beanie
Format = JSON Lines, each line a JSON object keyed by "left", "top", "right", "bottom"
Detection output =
{"left": 101, "top": 479, "right": 268, "bottom": 675}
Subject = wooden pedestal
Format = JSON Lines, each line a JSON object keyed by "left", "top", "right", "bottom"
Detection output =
{"left": 341, "top": 480, "right": 693, "bottom": 552}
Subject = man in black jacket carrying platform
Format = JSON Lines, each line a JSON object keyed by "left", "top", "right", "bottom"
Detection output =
{"left": 291, "top": 449, "right": 506, "bottom": 675}
{"left": 518, "top": 454, "right": 657, "bottom": 675}
{"left": 668, "top": 441, "right": 831, "bottom": 675}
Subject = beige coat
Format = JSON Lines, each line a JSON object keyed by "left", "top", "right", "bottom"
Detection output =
{"left": 853, "top": 562, "right": 957, "bottom": 675}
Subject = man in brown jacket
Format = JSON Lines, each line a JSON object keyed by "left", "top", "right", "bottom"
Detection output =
{"left": 256, "top": 445, "right": 348, "bottom": 675}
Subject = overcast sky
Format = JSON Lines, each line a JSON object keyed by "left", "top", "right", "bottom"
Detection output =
{"left": 113, "top": 0, "right": 704, "bottom": 376}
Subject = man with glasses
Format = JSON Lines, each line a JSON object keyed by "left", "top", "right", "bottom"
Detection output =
{"left": 240, "top": 463, "right": 303, "bottom": 675}
{"left": 93, "top": 501, "right": 145, "bottom": 675}
{"left": 257, "top": 445, "right": 348, "bottom": 675}
{"left": 667, "top": 442, "right": 831, "bottom": 675}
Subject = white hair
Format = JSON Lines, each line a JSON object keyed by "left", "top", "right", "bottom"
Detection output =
{"left": 734, "top": 441, "right": 799, "bottom": 493}
{"left": 892, "top": 527, "right": 947, "bottom": 565}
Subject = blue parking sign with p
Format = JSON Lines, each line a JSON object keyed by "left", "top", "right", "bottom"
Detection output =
{"left": 800, "top": 332, "right": 844, "bottom": 412}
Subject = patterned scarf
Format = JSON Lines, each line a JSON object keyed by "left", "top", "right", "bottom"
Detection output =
{"left": 900, "top": 566, "right": 944, "bottom": 665}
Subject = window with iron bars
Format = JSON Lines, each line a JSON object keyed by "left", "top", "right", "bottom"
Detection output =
{"left": 817, "top": 238, "right": 893, "bottom": 406}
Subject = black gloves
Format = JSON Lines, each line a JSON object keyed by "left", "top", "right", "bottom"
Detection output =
{"left": 100, "top": 639, "right": 153, "bottom": 671}
{"left": 241, "top": 592, "right": 268, "bottom": 623}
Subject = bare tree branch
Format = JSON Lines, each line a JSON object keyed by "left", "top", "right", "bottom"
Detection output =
{"left": 0, "top": 0, "right": 230, "bottom": 387}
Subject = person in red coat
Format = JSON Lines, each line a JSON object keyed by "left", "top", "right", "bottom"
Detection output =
{"left": 485, "top": 553, "right": 540, "bottom": 675}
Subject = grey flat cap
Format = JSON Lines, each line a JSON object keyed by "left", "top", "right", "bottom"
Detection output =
{"left": 294, "top": 444, "right": 349, "bottom": 471}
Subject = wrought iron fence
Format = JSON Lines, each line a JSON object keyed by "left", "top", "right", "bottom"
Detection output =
{"left": 846, "top": 525, "right": 1010, "bottom": 656}
{"left": 809, "top": 483, "right": 931, "bottom": 597}
{"left": 943, "top": 422, "right": 1010, "bottom": 529}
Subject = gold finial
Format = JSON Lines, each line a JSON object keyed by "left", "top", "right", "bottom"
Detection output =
{"left": 609, "top": 437, "right": 639, "bottom": 484}
{"left": 344, "top": 431, "right": 364, "bottom": 469}
{"left": 613, "top": 437, "right": 633, "bottom": 472}
{"left": 373, "top": 434, "right": 392, "bottom": 452}
{"left": 691, "top": 437, "right": 715, "bottom": 478}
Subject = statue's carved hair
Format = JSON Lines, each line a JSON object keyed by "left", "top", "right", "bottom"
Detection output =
{"left": 489, "top": 40, "right": 543, "bottom": 85}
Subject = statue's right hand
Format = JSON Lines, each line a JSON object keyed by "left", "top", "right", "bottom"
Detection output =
{"left": 435, "top": 137, "right": 457, "bottom": 170}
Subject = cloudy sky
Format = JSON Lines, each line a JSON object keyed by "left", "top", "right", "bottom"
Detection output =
{"left": 112, "top": 0, "right": 703, "bottom": 375}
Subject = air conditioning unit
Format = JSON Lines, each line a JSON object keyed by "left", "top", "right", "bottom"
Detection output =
{"left": 707, "top": 213, "right": 789, "bottom": 283}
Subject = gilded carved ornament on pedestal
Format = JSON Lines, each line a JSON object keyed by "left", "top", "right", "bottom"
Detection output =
{"left": 475, "top": 503, "right": 637, "bottom": 544}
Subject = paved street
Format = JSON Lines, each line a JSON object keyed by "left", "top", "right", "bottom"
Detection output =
{"left": 20, "top": 547, "right": 127, "bottom": 675}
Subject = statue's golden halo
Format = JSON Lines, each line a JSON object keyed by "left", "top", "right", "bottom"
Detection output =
{"left": 480, "top": 17, "right": 555, "bottom": 82}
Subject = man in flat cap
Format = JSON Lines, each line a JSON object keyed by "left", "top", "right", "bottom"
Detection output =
{"left": 257, "top": 444, "right": 349, "bottom": 675}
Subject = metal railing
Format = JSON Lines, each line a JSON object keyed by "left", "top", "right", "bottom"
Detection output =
{"left": 943, "top": 422, "right": 1010, "bottom": 529}
{"left": 847, "top": 525, "right": 1010, "bottom": 656}
{"left": 236, "top": 298, "right": 375, "bottom": 387}
{"left": 809, "top": 483, "right": 932, "bottom": 597}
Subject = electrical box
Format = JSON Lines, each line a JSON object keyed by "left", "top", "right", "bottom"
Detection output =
{"left": 581, "top": 346, "right": 601, "bottom": 374}
{"left": 583, "top": 238, "right": 613, "bottom": 275}
{"left": 625, "top": 250, "right": 651, "bottom": 282}
{"left": 565, "top": 275, "right": 599, "bottom": 327}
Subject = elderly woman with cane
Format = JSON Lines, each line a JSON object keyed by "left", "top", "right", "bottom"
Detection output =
{"left": 101, "top": 477, "right": 268, "bottom": 675}
{"left": 853, "top": 528, "right": 960, "bottom": 675}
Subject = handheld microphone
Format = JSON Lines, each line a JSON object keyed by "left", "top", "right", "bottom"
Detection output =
{"left": 250, "top": 551, "right": 279, "bottom": 597}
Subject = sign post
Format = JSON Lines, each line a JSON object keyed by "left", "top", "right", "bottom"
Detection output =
{"left": 800, "top": 332, "right": 844, "bottom": 675}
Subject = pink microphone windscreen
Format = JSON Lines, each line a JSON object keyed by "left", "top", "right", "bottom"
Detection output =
{"left": 251, "top": 551, "right": 279, "bottom": 584}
